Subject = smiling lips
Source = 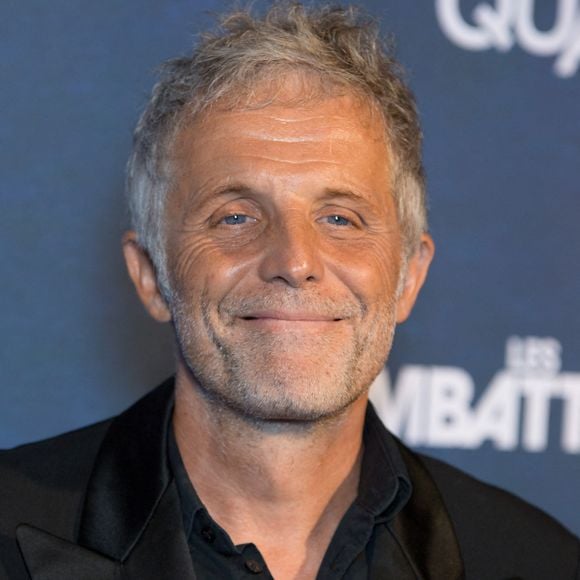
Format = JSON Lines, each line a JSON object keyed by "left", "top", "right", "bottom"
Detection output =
{"left": 243, "top": 310, "right": 341, "bottom": 321}
{"left": 240, "top": 310, "right": 343, "bottom": 330}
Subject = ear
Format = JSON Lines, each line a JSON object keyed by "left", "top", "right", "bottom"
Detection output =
{"left": 122, "top": 231, "right": 172, "bottom": 322}
{"left": 395, "top": 233, "right": 435, "bottom": 323}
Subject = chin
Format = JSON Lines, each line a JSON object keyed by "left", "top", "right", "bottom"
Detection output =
{"left": 177, "top": 330, "right": 385, "bottom": 424}
{"left": 202, "top": 370, "right": 367, "bottom": 426}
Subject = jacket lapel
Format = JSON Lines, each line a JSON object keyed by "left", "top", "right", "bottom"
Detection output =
{"left": 121, "top": 482, "right": 196, "bottom": 580}
{"left": 16, "top": 524, "right": 121, "bottom": 580}
{"left": 17, "top": 484, "right": 195, "bottom": 580}
{"left": 393, "top": 441, "right": 465, "bottom": 580}
{"left": 17, "top": 379, "right": 196, "bottom": 580}
{"left": 77, "top": 379, "right": 176, "bottom": 561}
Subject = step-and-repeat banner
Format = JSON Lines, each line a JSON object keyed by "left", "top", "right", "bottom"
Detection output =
{"left": 1, "top": 1, "right": 579, "bottom": 535}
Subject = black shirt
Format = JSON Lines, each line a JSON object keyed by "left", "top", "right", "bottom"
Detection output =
{"left": 168, "top": 406, "right": 412, "bottom": 579}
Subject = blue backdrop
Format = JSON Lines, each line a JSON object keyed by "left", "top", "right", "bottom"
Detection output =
{"left": 1, "top": 1, "right": 579, "bottom": 535}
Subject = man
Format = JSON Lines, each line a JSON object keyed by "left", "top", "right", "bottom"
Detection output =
{"left": 1, "top": 3, "right": 578, "bottom": 579}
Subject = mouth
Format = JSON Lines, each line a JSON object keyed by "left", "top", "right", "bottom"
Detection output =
{"left": 238, "top": 310, "right": 344, "bottom": 331}
{"left": 241, "top": 310, "right": 343, "bottom": 322}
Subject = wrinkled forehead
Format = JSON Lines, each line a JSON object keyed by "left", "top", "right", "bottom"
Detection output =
{"left": 161, "top": 90, "right": 396, "bottom": 227}
{"left": 158, "top": 71, "right": 396, "bottom": 221}
{"left": 170, "top": 68, "right": 389, "bottom": 152}
{"left": 173, "top": 93, "right": 389, "bottom": 175}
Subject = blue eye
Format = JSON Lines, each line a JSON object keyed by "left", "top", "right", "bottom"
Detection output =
{"left": 327, "top": 215, "right": 351, "bottom": 226}
{"left": 222, "top": 214, "right": 248, "bottom": 225}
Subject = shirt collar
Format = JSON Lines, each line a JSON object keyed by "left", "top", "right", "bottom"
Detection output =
{"left": 168, "top": 401, "right": 412, "bottom": 535}
{"left": 168, "top": 424, "right": 252, "bottom": 558}
{"left": 167, "top": 423, "right": 204, "bottom": 539}
{"left": 356, "top": 402, "right": 412, "bottom": 522}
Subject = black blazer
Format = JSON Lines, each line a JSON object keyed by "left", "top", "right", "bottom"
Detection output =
{"left": 1, "top": 379, "right": 578, "bottom": 579}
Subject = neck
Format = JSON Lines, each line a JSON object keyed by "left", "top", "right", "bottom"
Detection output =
{"left": 172, "top": 364, "right": 368, "bottom": 579}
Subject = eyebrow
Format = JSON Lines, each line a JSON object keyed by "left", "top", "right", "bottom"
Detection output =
{"left": 186, "top": 183, "right": 253, "bottom": 210}
{"left": 318, "top": 188, "right": 381, "bottom": 213}
{"left": 205, "top": 184, "right": 371, "bottom": 201}
{"left": 193, "top": 183, "right": 377, "bottom": 213}
{"left": 202, "top": 183, "right": 254, "bottom": 200}
{"left": 319, "top": 188, "right": 370, "bottom": 203}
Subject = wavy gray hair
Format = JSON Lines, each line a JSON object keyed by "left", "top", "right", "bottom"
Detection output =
{"left": 126, "top": 2, "right": 428, "bottom": 300}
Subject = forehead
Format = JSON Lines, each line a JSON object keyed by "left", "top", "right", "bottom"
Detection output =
{"left": 168, "top": 84, "right": 392, "bottom": 203}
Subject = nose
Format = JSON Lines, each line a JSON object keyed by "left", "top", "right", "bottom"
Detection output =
{"left": 257, "top": 216, "right": 324, "bottom": 287}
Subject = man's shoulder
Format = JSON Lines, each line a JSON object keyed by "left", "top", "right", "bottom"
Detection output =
{"left": 413, "top": 449, "right": 580, "bottom": 576}
{"left": 416, "top": 450, "right": 572, "bottom": 532}
{"left": 0, "top": 419, "right": 110, "bottom": 478}
{"left": 0, "top": 420, "right": 111, "bottom": 537}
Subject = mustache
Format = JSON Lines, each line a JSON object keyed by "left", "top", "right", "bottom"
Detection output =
{"left": 219, "top": 291, "right": 365, "bottom": 320}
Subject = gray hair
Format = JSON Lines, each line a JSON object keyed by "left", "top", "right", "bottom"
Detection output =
{"left": 126, "top": 2, "right": 428, "bottom": 300}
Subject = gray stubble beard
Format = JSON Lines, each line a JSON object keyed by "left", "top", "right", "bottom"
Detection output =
{"left": 170, "top": 285, "right": 398, "bottom": 428}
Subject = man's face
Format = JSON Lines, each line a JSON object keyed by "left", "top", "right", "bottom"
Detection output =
{"left": 156, "top": 88, "right": 429, "bottom": 423}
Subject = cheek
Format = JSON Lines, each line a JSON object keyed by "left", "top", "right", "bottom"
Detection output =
{"left": 169, "top": 235, "right": 258, "bottom": 299}
{"left": 330, "top": 238, "right": 402, "bottom": 305}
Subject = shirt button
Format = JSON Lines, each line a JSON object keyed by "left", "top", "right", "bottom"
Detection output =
{"left": 201, "top": 527, "right": 215, "bottom": 544}
{"left": 244, "top": 559, "right": 263, "bottom": 574}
